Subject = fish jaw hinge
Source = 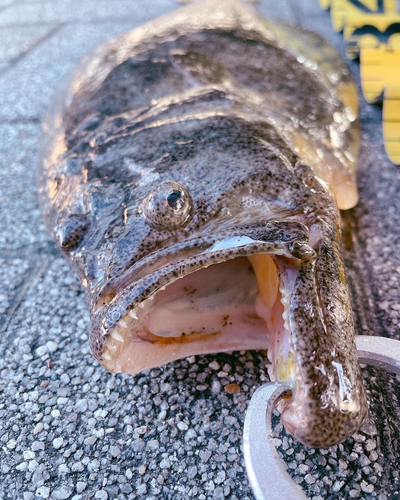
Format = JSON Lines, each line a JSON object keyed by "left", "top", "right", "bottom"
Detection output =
{"left": 279, "top": 229, "right": 368, "bottom": 448}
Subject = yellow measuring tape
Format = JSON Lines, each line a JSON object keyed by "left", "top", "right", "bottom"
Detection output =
{"left": 319, "top": 0, "right": 400, "bottom": 164}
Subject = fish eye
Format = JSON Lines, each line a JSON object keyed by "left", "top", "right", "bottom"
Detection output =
{"left": 140, "top": 181, "right": 193, "bottom": 230}
{"left": 167, "top": 189, "right": 185, "bottom": 210}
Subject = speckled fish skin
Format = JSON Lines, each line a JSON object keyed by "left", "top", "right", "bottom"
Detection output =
{"left": 37, "top": 0, "right": 367, "bottom": 447}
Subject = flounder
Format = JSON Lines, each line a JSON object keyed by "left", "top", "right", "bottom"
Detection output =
{"left": 38, "top": 0, "right": 368, "bottom": 447}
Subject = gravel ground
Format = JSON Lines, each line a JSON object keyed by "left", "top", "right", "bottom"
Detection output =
{"left": 1, "top": 0, "right": 400, "bottom": 499}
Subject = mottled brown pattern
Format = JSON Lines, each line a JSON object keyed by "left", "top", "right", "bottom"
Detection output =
{"left": 37, "top": 0, "right": 367, "bottom": 446}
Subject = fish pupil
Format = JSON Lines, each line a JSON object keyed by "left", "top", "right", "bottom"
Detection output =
{"left": 167, "top": 190, "right": 185, "bottom": 210}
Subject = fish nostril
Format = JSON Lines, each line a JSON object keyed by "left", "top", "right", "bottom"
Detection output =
{"left": 56, "top": 213, "right": 90, "bottom": 251}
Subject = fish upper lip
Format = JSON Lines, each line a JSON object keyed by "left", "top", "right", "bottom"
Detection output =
{"left": 98, "top": 218, "right": 311, "bottom": 292}
{"left": 93, "top": 218, "right": 313, "bottom": 334}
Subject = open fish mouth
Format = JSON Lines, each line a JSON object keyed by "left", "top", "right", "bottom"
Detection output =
{"left": 90, "top": 217, "right": 367, "bottom": 447}
{"left": 92, "top": 219, "right": 311, "bottom": 375}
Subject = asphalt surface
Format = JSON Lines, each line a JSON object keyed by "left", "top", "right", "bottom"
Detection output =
{"left": 0, "top": 0, "right": 400, "bottom": 499}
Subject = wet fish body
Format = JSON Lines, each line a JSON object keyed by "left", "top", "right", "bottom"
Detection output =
{"left": 38, "top": 0, "right": 367, "bottom": 447}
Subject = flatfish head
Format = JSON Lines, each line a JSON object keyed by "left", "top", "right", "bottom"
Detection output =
{"left": 37, "top": 0, "right": 367, "bottom": 447}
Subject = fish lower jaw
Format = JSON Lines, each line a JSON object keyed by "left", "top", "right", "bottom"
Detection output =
{"left": 279, "top": 390, "right": 367, "bottom": 448}
{"left": 99, "top": 253, "right": 298, "bottom": 378}
{"left": 99, "top": 251, "right": 367, "bottom": 449}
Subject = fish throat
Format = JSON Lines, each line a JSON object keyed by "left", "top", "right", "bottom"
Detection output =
{"left": 102, "top": 252, "right": 298, "bottom": 390}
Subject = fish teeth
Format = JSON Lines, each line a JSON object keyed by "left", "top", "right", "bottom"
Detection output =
{"left": 129, "top": 310, "right": 138, "bottom": 319}
{"left": 103, "top": 352, "right": 111, "bottom": 360}
{"left": 248, "top": 254, "right": 279, "bottom": 309}
{"left": 108, "top": 343, "right": 117, "bottom": 351}
{"left": 111, "top": 330, "right": 125, "bottom": 342}
{"left": 118, "top": 319, "right": 127, "bottom": 329}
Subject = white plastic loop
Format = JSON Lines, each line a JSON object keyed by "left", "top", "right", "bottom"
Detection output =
{"left": 244, "top": 335, "right": 400, "bottom": 500}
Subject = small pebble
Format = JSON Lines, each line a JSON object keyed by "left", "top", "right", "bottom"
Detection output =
{"left": 36, "top": 345, "right": 48, "bottom": 357}
{"left": 75, "top": 399, "right": 88, "bottom": 412}
{"left": 224, "top": 383, "right": 240, "bottom": 394}
{"left": 136, "top": 484, "right": 146, "bottom": 495}
{"left": 177, "top": 421, "right": 189, "bottom": 431}
{"left": 53, "top": 437, "right": 64, "bottom": 449}
{"left": 110, "top": 446, "right": 121, "bottom": 457}
{"left": 76, "top": 482, "right": 86, "bottom": 494}
{"left": 134, "top": 425, "right": 147, "bottom": 435}
{"left": 84, "top": 435, "right": 97, "bottom": 446}
{"left": 33, "top": 423, "right": 43, "bottom": 435}
{"left": 36, "top": 486, "right": 50, "bottom": 498}
{"left": 52, "top": 486, "right": 73, "bottom": 499}
{"left": 46, "top": 341, "right": 58, "bottom": 353}
{"left": 94, "top": 491, "right": 108, "bottom": 500}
